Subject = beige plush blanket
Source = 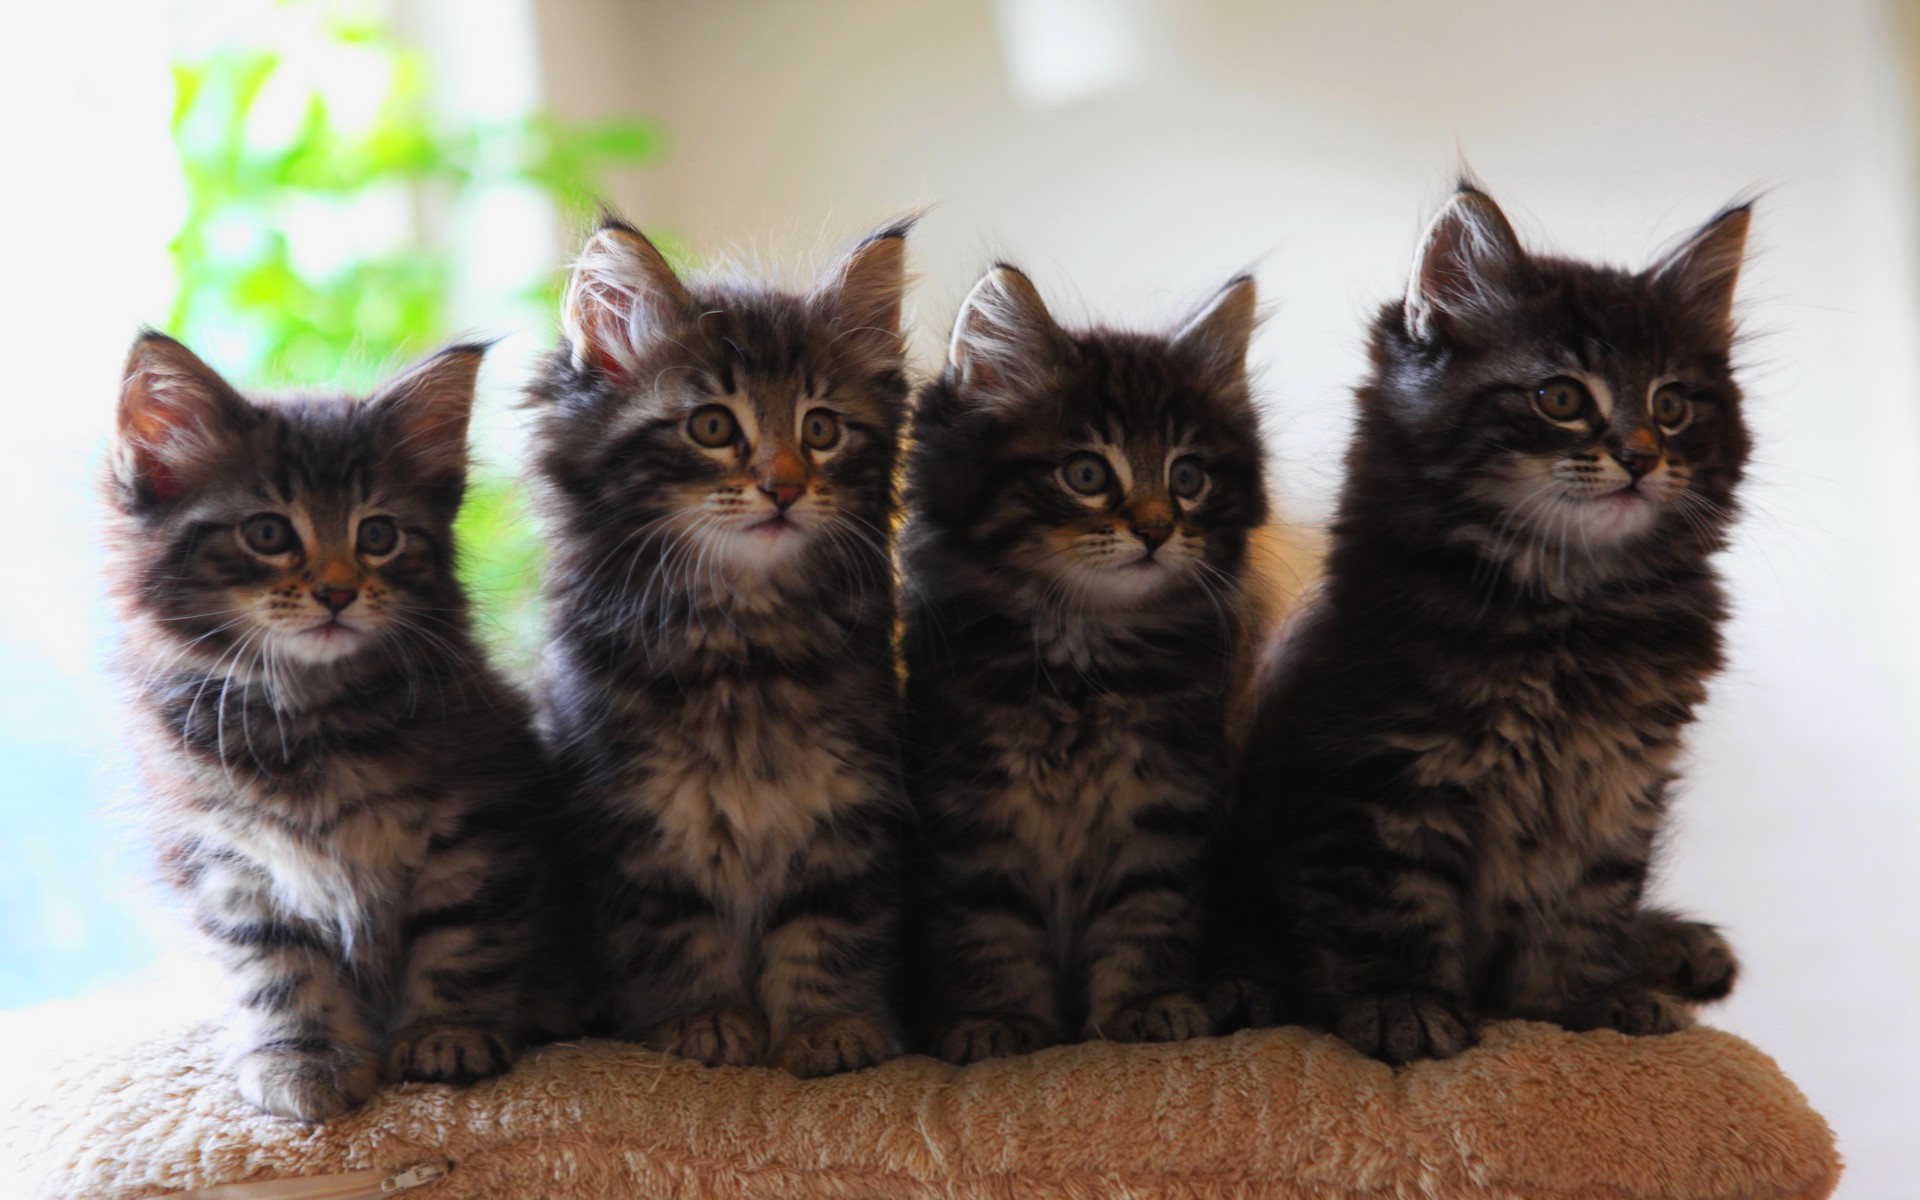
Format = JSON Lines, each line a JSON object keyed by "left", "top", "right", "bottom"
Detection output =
{"left": 2, "top": 1019, "right": 1837, "bottom": 1200}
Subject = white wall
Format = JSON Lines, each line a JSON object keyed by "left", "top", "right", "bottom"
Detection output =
{"left": 534, "top": 1, "right": 1920, "bottom": 1192}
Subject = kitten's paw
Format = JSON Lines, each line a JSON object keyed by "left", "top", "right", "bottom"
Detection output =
{"left": 1581, "top": 988, "right": 1695, "bottom": 1037}
{"left": 385, "top": 1022, "right": 515, "bottom": 1085}
{"left": 1643, "top": 917, "right": 1739, "bottom": 1002}
{"left": 932, "top": 1014, "right": 1055, "bottom": 1065}
{"left": 643, "top": 1006, "right": 768, "bottom": 1067}
{"left": 769, "top": 1013, "right": 898, "bottom": 1078}
{"left": 1103, "top": 990, "right": 1214, "bottom": 1043}
{"left": 235, "top": 1043, "right": 377, "bottom": 1122}
{"left": 1336, "top": 990, "right": 1478, "bottom": 1064}
{"left": 1204, "top": 977, "right": 1281, "bottom": 1031}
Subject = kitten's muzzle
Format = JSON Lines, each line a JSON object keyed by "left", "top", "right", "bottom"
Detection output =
{"left": 1133, "top": 522, "right": 1173, "bottom": 553}
{"left": 313, "top": 584, "right": 358, "bottom": 614}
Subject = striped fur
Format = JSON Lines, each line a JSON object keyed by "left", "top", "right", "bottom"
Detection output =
{"left": 104, "top": 334, "right": 563, "bottom": 1121}
{"left": 530, "top": 217, "right": 913, "bottom": 1077}
{"left": 902, "top": 266, "right": 1269, "bottom": 1063}
{"left": 1216, "top": 185, "right": 1752, "bottom": 1062}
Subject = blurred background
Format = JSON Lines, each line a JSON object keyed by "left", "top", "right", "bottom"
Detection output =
{"left": 2, "top": 0, "right": 1915, "bottom": 1192}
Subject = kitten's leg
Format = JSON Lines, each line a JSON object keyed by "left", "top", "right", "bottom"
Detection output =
{"left": 1304, "top": 794, "right": 1480, "bottom": 1063}
{"left": 1542, "top": 845, "right": 1693, "bottom": 1037}
{"left": 759, "top": 803, "right": 903, "bottom": 1078}
{"left": 198, "top": 859, "right": 377, "bottom": 1121}
{"left": 609, "top": 868, "right": 766, "bottom": 1067}
{"left": 387, "top": 827, "right": 534, "bottom": 1086}
{"left": 921, "top": 833, "right": 1063, "bottom": 1064}
{"left": 1637, "top": 908, "right": 1738, "bottom": 1003}
{"left": 1082, "top": 802, "right": 1215, "bottom": 1045}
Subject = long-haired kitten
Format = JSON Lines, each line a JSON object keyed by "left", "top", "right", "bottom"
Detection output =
{"left": 1218, "top": 183, "right": 1752, "bottom": 1063}
{"left": 529, "top": 217, "right": 913, "bottom": 1077}
{"left": 902, "top": 265, "right": 1269, "bottom": 1063}
{"left": 106, "top": 335, "right": 560, "bottom": 1120}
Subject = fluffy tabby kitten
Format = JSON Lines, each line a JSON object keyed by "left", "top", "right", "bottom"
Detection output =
{"left": 106, "top": 335, "right": 559, "bottom": 1120}
{"left": 530, "top": 217, "right": 912, "bottom": 1077}
{"left": 902, "top": 265, "right": 1269, "bottom": 1063}
{"left": 1218, "top": 184, "right": 1752, "bottom": 1063}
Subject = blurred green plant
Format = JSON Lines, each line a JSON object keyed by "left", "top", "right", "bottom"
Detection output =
{"left": 166, "top": 5, "right": 660, "bottom": 669}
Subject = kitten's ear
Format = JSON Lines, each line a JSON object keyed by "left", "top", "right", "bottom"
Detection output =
{"left": 113, "top": 332, "right": 250, "bottom": 504}
{"left": 811, "top": 216, "right": 915, "bottom": 356}
{"left": 1404, "top": 185, "right": 1524, "bottom": 343}
{"left": 375, "top": 343, "right": 485, "bottom": 486}
{"left": 1174, "top": 274, "right": 1258, "bottom": 387}
{"left": 1653, "top": 203, "right": 1751, "bottom": 345}
{"left": 562, "top": 218, "right": 691, "bottom": 378}
{"left": 948, "top": 264, "right": 1064, "bottom": 396}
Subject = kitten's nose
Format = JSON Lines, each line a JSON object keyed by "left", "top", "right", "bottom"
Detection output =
{"left": 1134, "top": 522, "right": 1173, "bottom": 552}
{"left": 1613, "top": 449, "right": 1659, "bottom": 480}
{"left": 760, "top": 480, "right": 804, "bottom": 511}
{"left": 313, "top": 585, "right": 357, "bottom": 614}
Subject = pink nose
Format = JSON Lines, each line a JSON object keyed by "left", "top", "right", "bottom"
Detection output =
{"left": 761, "top": 481, "right": 804, "bottom": 510}
{"left": 314, "top": 586, "right": 357, "bottom": 614}
{"left": 1134, "top": 523, "right": 1172, "bottom": 552}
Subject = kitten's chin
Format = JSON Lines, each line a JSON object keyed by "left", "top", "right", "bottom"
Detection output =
{"left": 709, "top": 516, "right": 817, "bottom": 575}
{"left": 1564, "top": 488, "right": 1663, "bottom": 544}
{"left": 279, "top": 621, "right": 374, "bottom": 666}
{"left": 1073, "top": 558, "right": 1187, "bottom": 607}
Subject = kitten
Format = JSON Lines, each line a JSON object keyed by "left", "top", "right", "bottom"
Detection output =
{"left": 901, "top": 264, "right": 1269, "bottom": 1064}
{"left": 105, "top": 334, "right": 561, "bottom": 1120}
{"left": 529, "top": 217, "right": 913, "bottom": 1077}
{"left": 1217, "top": 183, "right": 1751, "bottom": 1063}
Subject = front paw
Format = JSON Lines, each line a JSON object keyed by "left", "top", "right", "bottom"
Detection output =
{"left": 1101, "top": 990, "right": 1214, "bottom": 1044}
{"left": 643, "top": 1006, "right": 769, "bottom": 1067}
{"left": 1576, "top": 988, "right": 1695, "bottom": 1037}
{"left": 385, "top": 1022, "right": 515, "bottom": 1085}
{"left": 1336, "top": 990, "right": 1479, "bottom": 1064}
{"left": 1204, "top": 976, "right": 1280, "bottom": 1031}
{"left": 236, "top": 1042, "right": 377, "bottom": 1122}
{"left": 769, "top": 1013, "right": 898, "bottom": 1078}
{"left": 1644, "top": 918, "right": 1739, "bottom": 1002}
{"left": 932, "top": 1014, "right": 1055, "bottom": 1065}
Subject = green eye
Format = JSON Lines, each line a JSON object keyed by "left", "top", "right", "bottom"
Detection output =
{"left": 1169, "top": 457, "right": 1206, "bottom": 498}
{"left": 241, "top": 513, "right": 297, "bottom": 556}
{"left": 801, "top": 408, "right": 840, "bottom": 450}
{"left": 1652, "top": 385, "right": 1691, "bottom": 429}
{"left": 1063, "top": 453, "right": 1111, "bottom": 495}
{"left": 357, "top": 516, "right": 398, "bottom": 557}
{"left": 688, "top": 405, "right": 738, "bottom": 447}
{"left": 1535, "top": 377, "right": 1592, "bottom": 422}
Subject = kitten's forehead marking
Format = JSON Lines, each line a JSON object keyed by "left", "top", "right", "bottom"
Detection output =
{"left": 1083, "top": 439, "right": 1133, "bottom": 494}
{"left": 1572, "top": 371, "right": 1614, "bottom": 420}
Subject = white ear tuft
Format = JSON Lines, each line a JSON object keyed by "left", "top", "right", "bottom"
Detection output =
{"left": 562, "top": 221, "right": 691, "bottom": 377}
{"left": 1653, "top": 204, "right": 1751, "bottom": 345}
{"left": 947, "top": 264, "right": 1062, "bottom": 395}
{"left": 1404, "top": 186, "right": 1524, "bottom": 343}
{"left": 1174, "top": 274, "right": 1258, "bottom": 385}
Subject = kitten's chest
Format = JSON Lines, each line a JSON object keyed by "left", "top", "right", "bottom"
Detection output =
{"left": 197, "top": 762, "right": 443, "bottom": 950}
{"left": 991, "top": 693, "right": 1164, "bottom": 873}
{"left": 637, "top": 679, "right": 870, "bottom": 905}
{"left": 1395, "top": 645, "right": 1681, "bottom": 898}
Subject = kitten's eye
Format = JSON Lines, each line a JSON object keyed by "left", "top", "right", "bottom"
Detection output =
{"left": 1652, "top": 385, "right": 1691, "bottom": 429}
{"left": 241, "top": 514, "right": 297, "bottom": 556}
{"left": 1169, "top": 457, "right": 1206, "bottom": 499}
{"left": 1534, "top": 377, "right": 1593, "bottom": 422}
{"left": 357, "top": 516, "right": 398, "bottom": 557}
{"left": 1062, "top": 453, "right": 1111, "bottom": 496}
{"left": 688, "top": 405, "right": 739, "bottom": 448}
{"left": 801, "top": 408, "right": 840, "bottom": 450}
